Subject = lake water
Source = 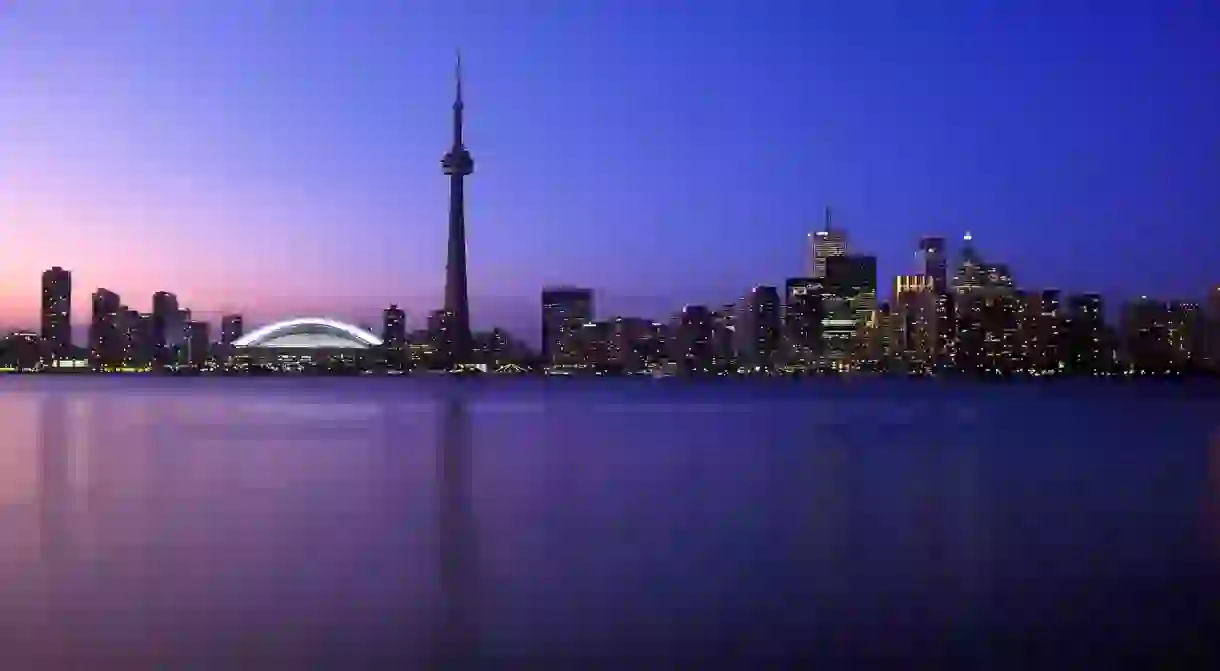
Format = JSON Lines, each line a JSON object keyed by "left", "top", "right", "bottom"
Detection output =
{"left": 0, "top": 377, "right": 1217, "bottom": 669}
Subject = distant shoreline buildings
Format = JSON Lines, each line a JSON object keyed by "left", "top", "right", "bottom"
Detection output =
{"left": 4, "top": 59, "right": 1219, "bottom": 378}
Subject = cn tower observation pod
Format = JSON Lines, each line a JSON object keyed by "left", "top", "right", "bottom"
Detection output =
{"left": 232, "top": 317, "right": 383, "bottom": 349}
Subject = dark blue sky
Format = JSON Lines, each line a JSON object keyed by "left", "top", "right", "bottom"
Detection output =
{"left": 1, "top": 1, "right": 1217, "bottom": 335}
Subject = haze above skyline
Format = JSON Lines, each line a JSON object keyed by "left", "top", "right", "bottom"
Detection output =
{"left": 2, "top": 0, "right": 1218, "bottom": 335}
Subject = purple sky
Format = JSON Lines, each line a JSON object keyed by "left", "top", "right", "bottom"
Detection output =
{"left": 1, "top": 1, "right": 1217, "bottom": 339}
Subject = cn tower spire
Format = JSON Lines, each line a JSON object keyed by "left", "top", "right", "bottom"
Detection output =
{"left": 453, "top": 49, "right": 464, "bottom": 147}
{"left": 442, "top": 50, "right": 475, "bottom": 366}
{"left": 823, "top": 205, "right": 832, "bottom": 232}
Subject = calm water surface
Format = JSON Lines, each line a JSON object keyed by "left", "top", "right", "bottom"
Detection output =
{"left": 0, "top": 377, "right": 1218, "bottom": 668}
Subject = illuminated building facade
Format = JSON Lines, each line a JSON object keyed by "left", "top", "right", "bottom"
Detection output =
{"left": 824, "top": 255, "right": 877, "bottom": 365}
{"left": 41, "top": 266, "right": 72, "bottom": 360}
{"left": 232, "top": 317, "right": 383, "bottom": 366}
{"left": 541, "top": 286, "right": 594, "bottom": 365}
{"left": 784, "top": 277, "right": 823, "bottom": 364}
{"left": 951, "top": 232, "right": 985, "bottom": 294}
{"left": 809, "top": 206, "right": 847, "bottom": 280}
{"left": 891, "top": 275, "right": 937, "bottom": 370}
{"left": 1019, "top": 289, "right": 1062, "bottom": 374}
{"left": 608, "top": 317, "right": 656, "bottom": 371}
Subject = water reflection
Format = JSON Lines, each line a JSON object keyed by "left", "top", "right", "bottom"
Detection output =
{"left": 433, "top": 390, "right": 479, "bottom": 669}
{"left": 0, "top": 380, "right": 1217, "bottom": 667}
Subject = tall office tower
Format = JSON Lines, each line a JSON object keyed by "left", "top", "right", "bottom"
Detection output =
{"left": 784, "top": 277, "right": 823, "bottom": 365}
{"left": 891, "top": 275, "right": 937, "bottom": 370}
{"left": 932, "top": 292, "right": 955, "bottom": 369}
{"left": 41, "top": 266, "right": 73, "bottom": 359}
{"left": 90, "top": 288, "right": 122, "bottom": 367}
{"left": 917, "top": 237, "right": 948, "bottom": 293}
{"left": 174, "top": 308, "right": 191, "bottom": 346}
{"left": 382, "top": 304, "right": 407, "bottom": 349}
{"left": 870, "top": 302, "right": 893, "bottom": 365}
{"left": 150, "top": 291, "right": 179, "bottom": 366}
{"left": 951, "top": 232, "right": 985, "bottom": 294}
{"left": 220, "top": 314, "right": 244, "bottom": 345}
{"left": 134, "top": 313, "right": 155, "bottom": 367}
{"left": 119, "top": 308, "right": 139, "bottom": 365}
{"left": 672, "top": 305, "right": 714, "bottom": 372}
{"left": 441, "top": 52, "right": 475, "bottom": 365}
{"left": 1064, "top": 293, "right": 1105, "bottom": 375}
{"left": 186, "top": 320, "right": 211, "bottom": 368}
{"left": 540, "top": 287, "right": 594, "bottom": 365}
{"left": 709, "top": 305, "right": 738, "bottom": 369}
{"left": 825, "top": 255, "right": 878, "bottom": 364}
{"left": 809, "top": 206, "right": 848, "bottom": 280}
{"left": 1019, "top": 289, "right": 1062, "bottom": 374}
{"left": 740, "top": 285, "right": 781, "bottom": 369}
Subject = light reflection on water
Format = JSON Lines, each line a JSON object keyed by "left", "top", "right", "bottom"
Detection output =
{"left": 0, "top": 378, "right": 1215, "bottom": 668}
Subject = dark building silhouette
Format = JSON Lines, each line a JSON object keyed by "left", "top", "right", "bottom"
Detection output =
{"left": 151, "top": 291, "right": 179, "bottom": 367}
{"left": 1120, "top": 298, "right": 1204, "bottom": 373}
{"left": 673, "top": 305, "right": 714, "bottom": 372}
{"left": 90, "top": 288, "right": 122, "bottom": 368}
{"left": 40, "top": 266, "right": 72, "bottom": 359}
{"left": 918, "top": 236, "right": 948, "bottom": 293}
{"left": 186, "top": 320, "right": 210, "bottom": 368}
{"left": 220, "top": 314, "right": 244, "bottom": 345}
{"left": 382, "top": 304, "right": 407, "bottom": 349}
{"left": 742, "top": 285, "right": 781, "bottom": 368}
{"left": 1064, "top": 293, "right": 1106, "bottom": 375}
{"left": 784, "top": 277, "right": 823, "bottom": 361}
{"left": 541, "top": 287, "right": 594, "bottom": 365}
{"left": 442, "top": 52, "right": 475, "bottom": 365}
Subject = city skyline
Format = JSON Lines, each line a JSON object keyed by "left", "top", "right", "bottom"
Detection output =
{"left": 2, "top": 2, "right": 1218, "bottom": 335}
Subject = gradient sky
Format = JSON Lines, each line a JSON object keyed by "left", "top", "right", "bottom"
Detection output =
{"left": 2, "top": 1, "right": 1218, "bottom": 337}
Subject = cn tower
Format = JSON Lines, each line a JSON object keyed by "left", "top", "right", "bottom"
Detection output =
{"left": 441, "top": 51, "right": 474, "bottom": 364}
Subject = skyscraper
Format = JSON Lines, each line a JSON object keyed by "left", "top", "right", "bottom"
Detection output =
{"left": 784, "top": 277, "right": 823, "bottom": 363}
{"left": 541, "top": 287, "right": 594, "bottom": 364}
{"left": 383, "top": 304, "right": 407, "bottom": 349}
{"left": 41, "top": 267, "right": 73, "bottom": 359}
{"left": 742, "top": 285, "right": 781, "bottom": 368}
{"left": 809, "top": 206, "right": 847, "bottom": 280}
{"left": 892, "top": 275, "right": 937, "bottom": 369}
{"left": 90, "top": 288, "right": 122, "bottom": 367}
{"left": 442, "top": 51, "right": 475, "bottom": 365}
{"left": 151, "top": 291, "right": 179, "bottom": 367}
{"left": 221, "top": 314, "right": 244, "bottom": 345}
{"left": 918, "top": 237, "right": 948, "bottom": 293}
{"left": 186, "top": 320, "right": 210, "bottom": 368}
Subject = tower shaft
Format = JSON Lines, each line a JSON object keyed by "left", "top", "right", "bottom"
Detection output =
{"left": 442, "top": 51, "right": 474, "bottom": 365}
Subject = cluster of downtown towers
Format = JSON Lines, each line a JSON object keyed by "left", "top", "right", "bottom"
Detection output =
{"left": 543, "top": 222, "right": 1220, "bottom": 376}
{"left": 18, "top": 55, "right": 1220, "bottom": 375}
